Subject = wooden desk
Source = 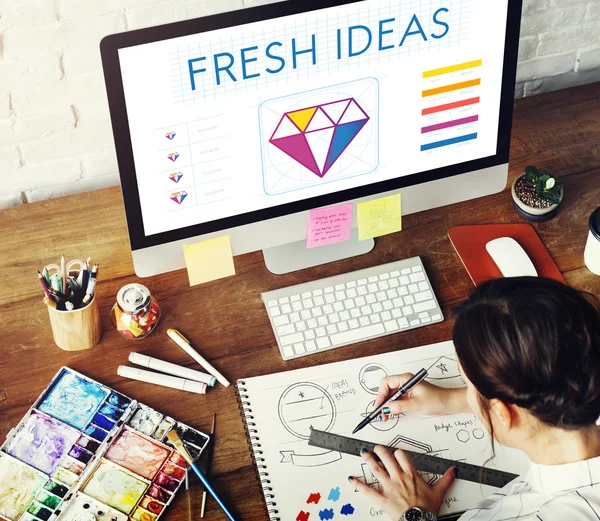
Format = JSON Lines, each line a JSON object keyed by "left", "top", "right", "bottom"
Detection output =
{"left": 1, "top": 83, "right": 599, "bottom": 521}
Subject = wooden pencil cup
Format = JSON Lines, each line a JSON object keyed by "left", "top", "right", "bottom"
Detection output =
{"left": 47, "top": 296, "right": 102, "bottom": 351}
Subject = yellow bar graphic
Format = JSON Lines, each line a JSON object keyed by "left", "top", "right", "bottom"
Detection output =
{"left": 423, "top": 59, "right": 483, "bottom": 78}
{"left": 422, "top": 79, "right": 481, "bottom": 97}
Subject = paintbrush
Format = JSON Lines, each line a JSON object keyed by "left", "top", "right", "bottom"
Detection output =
{"left": 201, "top": 413, "right": 217, "bottom": 517}
{"left": 166, "top": 429, "right": 237, "bottom": 521}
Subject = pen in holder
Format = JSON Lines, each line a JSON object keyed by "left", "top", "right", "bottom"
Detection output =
{"left": 46, "top": 296, "right": 102, "bottom": 351}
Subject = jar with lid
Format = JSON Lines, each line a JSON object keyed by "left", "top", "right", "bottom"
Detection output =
{"left": 111, "top": 283, "right": 161, "bottom": 339}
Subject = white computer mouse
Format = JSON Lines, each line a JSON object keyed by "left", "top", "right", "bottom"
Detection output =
{"left": 485, "top": 237, "right": 538, "bottom": 277}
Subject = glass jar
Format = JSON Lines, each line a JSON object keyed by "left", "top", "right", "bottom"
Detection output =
{"left": 111, "top": 283, "right": 161, "bottom": 339}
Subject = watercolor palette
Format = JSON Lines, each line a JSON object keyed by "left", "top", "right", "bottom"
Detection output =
{"left": 0, "top": 368, "right": 210, "bottom": 521}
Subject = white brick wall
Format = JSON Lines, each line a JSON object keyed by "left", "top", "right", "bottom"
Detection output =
{"left": 0, "top": 0, "right": 599, "bottom": 209}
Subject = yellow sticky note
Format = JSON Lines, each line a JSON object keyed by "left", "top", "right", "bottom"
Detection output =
{"left": 183, "top": 235, "right": 235, "bottom": 286}
{"left": 357, "top": 194, "right": 402, "bottom": 240}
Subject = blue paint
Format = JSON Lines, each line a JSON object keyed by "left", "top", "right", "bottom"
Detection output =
{"left": 108, "top": 391, "right": 131, "bottom": 410}
{"left": 38, "top": 370, "right": 109, "bottom": 430}
{"left": 83, "top": 424, "right": 108, "bottom": 442}
{"left": 340, "top": 504, "right": 355, "bottom": 516}
{"left": 90, "top": 413, "right": 115, "bottom": 431}
{"left": 319, "top": 508, "right": 335, "bottom": 520}
{"left": 99, "top": 403, "right": 124, "bottom": 421}
{"left": 328, "top": 487, "right": 341, "bottom": 502}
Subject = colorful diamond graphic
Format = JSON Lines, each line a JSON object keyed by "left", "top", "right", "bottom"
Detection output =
{"left": 170, "top": 191, "right": 187, "bottom": 204}
{"left": 269, "top": 98, "right": 370, "bottom": 178}
{"left": 168, "top": 152, "right": 179, "bottom": 162}
{"left": 169, "top": 172, "right": 183, "bottom": 183}
{"left": 165, "top": 131, "right": 176, "bottom": 140}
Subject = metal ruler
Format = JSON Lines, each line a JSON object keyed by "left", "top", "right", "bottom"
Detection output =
{"left": 308, "top": 429, "right": 518, "bottom": 488}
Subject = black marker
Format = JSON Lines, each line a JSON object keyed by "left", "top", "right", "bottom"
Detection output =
{"left": 352, "top": 368, "right": 428, "bottom": 434}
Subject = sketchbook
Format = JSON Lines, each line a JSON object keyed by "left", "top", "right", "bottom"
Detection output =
{"left": 236, "top": 341, "right": 530, "bottom": 521}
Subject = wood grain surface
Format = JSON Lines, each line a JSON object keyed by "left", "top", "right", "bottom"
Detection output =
{"left": 0, "top": 83, "right": 599, "bottom": 521}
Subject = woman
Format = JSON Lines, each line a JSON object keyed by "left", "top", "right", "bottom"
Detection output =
{"left": 350, "top": 277, "right": 600, "bottom": 521}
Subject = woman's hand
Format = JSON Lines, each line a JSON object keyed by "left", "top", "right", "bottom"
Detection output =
{"left": 375, "top": 373, "right": 469, "bottom": 420}
{"left": 349, "top": 446, "right": 457, "bottom": 519}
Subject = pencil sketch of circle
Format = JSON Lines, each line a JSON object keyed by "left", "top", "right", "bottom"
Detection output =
{"left": 473, "top": 428, "right": 485, "bottom": 439}
{"left": 278, "top": 383, "right": 336, "bottom": 440}
{"left": 364, "top": 400, "right": 399, "bottom": 431}
{"left": 359, "top": 363, "right": 388, "bottom": 395}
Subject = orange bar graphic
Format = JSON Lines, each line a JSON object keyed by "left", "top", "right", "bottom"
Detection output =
{"left": 422, "top": 79, "right": 481, "bottom": 97}
{"left": 422, "top": 97, "right": 480, "bottom": 116}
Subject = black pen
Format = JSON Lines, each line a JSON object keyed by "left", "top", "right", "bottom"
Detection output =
{"left": 352, "top": 368, "right": 428, "bottom": 434}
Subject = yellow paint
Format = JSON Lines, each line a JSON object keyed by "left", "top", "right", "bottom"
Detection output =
{"left": 357, "top": 194, "right": 402, "bottom": 241}
{"left": 183, "top": 235, "right": 235, "bottom": 286}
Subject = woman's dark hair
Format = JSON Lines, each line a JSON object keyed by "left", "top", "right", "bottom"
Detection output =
{"left": 453, "top": 277, "right": 600, "bottom": 435}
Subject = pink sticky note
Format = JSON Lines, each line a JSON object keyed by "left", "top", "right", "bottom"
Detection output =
{"left": 307, "top": 204, "right": 353, "bottom": 248}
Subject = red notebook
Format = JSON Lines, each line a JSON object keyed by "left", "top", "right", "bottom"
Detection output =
{"left": 448, "top": 224, "right": 565, "bottom": 286}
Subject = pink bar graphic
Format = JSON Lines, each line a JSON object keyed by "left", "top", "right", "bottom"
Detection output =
{"left": 421, "top": 115, "right": 479, "bottom": 134}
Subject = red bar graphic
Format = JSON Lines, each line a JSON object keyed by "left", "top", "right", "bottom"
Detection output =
{"left": 422, "top": 97, "right": 480, "bottom": 116}
{"left": 421, "top": 115, "right": 479, "bottom": 134}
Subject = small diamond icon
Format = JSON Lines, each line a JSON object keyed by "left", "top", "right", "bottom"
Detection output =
{"left": 170, "top": 191, "right": 187, "bottom": 204}
{"left": 168, "top": 152, "right": 179, "bottom": 162}
{"left": 165, "top": 131, "right": 176, "bottom": 140}
{"left": 269, "top": 98, "right": 369, "bottom": 178}
{"left": 169, "top": 172, "right": 183, "bottom": 183}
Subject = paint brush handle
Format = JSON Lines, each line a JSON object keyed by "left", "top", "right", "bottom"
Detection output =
{"left": 190, "top": 462, "right": 237, "bottom": 521}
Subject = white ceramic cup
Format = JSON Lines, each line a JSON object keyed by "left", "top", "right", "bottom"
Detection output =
{"left": 584, "top": 207, "right": 600, "bottom": 276}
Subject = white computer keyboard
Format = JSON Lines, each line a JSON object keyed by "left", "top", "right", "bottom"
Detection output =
{"left": 262, "top": 257, "right": 444, "bottom": 360}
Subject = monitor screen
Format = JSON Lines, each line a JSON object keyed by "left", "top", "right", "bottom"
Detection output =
{"left": 105, "top": 0, "right": 517, "bottom": 246}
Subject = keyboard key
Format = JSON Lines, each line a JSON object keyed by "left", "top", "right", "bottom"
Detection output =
{"left": 393, "top": 297, "right": 404, "bottom": 308}
{"left": 383, "top": 301, "right": 393, "bottom": 311}
{"left": 349, "top": 319, "right": 360, "bottom": 329}
{"left": 370, "top": 314, "right": 382, "bottom": 324}
{"left": 367, "top": 283, "right": 378, "bottom": 293}
{"left": 293, "top": 343, "right": 306, "bottom": 355}
{"left": 413, "top": 300, "right": 437, "bottom": 313}
{"left": 312, "top": 307, "right": 323, "bottom": 317}
{"left": 410, "top": 272, "right": 426, "bottom": 283}
{"left": 277, "top": 324, "right": 296, "bottom": 336}
{"left": 378, "top": 281, "right": 390, "bottom": 291}
{"left": 267, "top": 300, "right": 278, "bottom": 307}
{"left": 392, "top": 309, "right": 403, "bottom": 319}
{"left": 418, "top": 281, "right": 429, "bottom": 291}
{"left": 346, "top": 288, "right": 357, "bottom": 298}
{"left": 333, "top": 302, "right": 344, "bottom": 312}
{"left": 317, "top": 337, "right": 331, "bottom": 349}
{"left": 359, "top": 316, "right": 370, "bottom": 327}
{"left": 282, "top": 345, "right": 294, "bottom": 358}
{"left": 381, "top": 311, "right": 392, "bottom": 321}
{"left": 419, "top": 312, "right": 429, "bottom": 319}
{"left": 432, "top": 313, "right": 442, "bottom": 321}
{"left": 291, "top": 295, "right": 301, "bottom": 302}
{"left": 305, "top": 330, "right": 316, "bottom": 339}
{"left": 335, "top": 284, "right": 345, "bottom": 291}
{"left": 280, "top": 332, "right": 304, "bottom": 346}
{"left": 399, "top": 318, "right": 409, "bottom": 328}
{"left": 330, "top": 313, "right": 340, "bottom": 323}
{"left": 335, "top": 291, "right": 346, "bottom": 301}
{"left": 401, "top": 268, "right": 411, "bottom": 275}
{"left": 379, "top": 273, "right": 390, "bottom": 280}
{"left": 404, "top": 295, "right": 415, "bottom": 305}
{"left": 323, "top": 304, "right": 334, "bottom": 314}
{"left": 410, "top": 319, "right": 420, "bottom": 327}
{"left": 412, "top": 265, "right": 423, "bottom": 272}
{"left": 344, "top": 300, "right": 355, "bottom": 309}
{"left": 301, "top": 310, "right": 312, "bottom": 320}
{"left": 270, "top": 307, "right": 281, "bottom": 317}
{"left": 301, "top": 292, "right": 311, "bottom": 299}
{"left": 350, "top": 308, "right": 361, "bottom": 318}
{"left": 387, "top": 288, "right": 398, "bottom": 299}
{"left": 303, "top": 299, "right": 314, "bottom": 309}
{"left": 279, "top": 297, "right": 290, "bottom": 304}
{"left": 355, "top": 296, "right": 366, "bottom": 306}
{"left": 389, "top": 278, "right": 400, "bottom": 288}
{"left": 318, "top": 316, "right": 328, "bottom": 326}
{"left": 330, "top": 324, "right": 385, "bottom": 346}
{"left": 297, "top": 321, "right": 307, "bottom": 331}
{"left": 292, "top": 302, "right": 302, "bottom": 312}
{"left": 421, "top": 317, "right": 431, "bottom": 323}
{"left": 368, "top": 276, "right": 378, "bottom": 283}
{"left": 340, "top": 310, "right": 350, "bottom": 321}
{"left": 408, "top": 284, "right": 419, "bottom": 294}
{"left": 346, "top": 281, "right": 357, "bottom": 288}
{"left": 290, "top": 312, "right": 300, "bottom": 322}
{"left": 273, "top": 315, "right": 290, "bottom": 326}
{"left": 361, "top": 305, "right": 372, "bottom": 315}
{"left": 399, "top": 276, "right": 410, "bottom": 285}
{"left": 324, "top": 286, "right": 334, "bottom": 294}
{"left": 325, "top": 294, "right": 335, "bottom": 304}
{"left": 316, "top": 327, "right": 326, "bottom": 337}
{"left": 327, "top": 324, "right": 338, "bottom": 334}
{"left": 402, "top": 305, "right": 414, "bottom": 316}
{"left": 306, "top": 340, "right": 317, "bottom": 352}
{"left": 358, "top": 278, "right": 368, "bottom": 285}
{"left": 307, "top": 319, "right": 318, "bottom": 328}
{"left": 384, "top": 320, "right": 399, "bottom": 332}
{"left": 281, "top": 304, "right": 292, "bottom": 314}
{"left": 372, "top": 303, "right": 383, "bottom": 313}
{"left": 357, "top": 286, "right": 368, "bottom": 296}
{"left": 376, "top": 291, "right": 387, "bottom": 302}
{"left": 391, "top": 270, "right": 400, "bottom": 277}
{"left": 415, "top": 291, "right": 433, "bottom": 302}
{"left": 313, "top": 289, "right": 323, "bottom": 296}
{"left": 338, "top": 321, "right": 349, "bottom": 332}
{"left": 314, "top": 296, "right": 325, "bottom": 306}
{"left": 398, "top": 286, "right": 409, "bottom": 296}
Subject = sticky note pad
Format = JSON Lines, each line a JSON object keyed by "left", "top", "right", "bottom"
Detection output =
{"left": 183, "top": 236, "right": 235, "bottom": 286}
{"left": 307, "top": 204, "right": 353, "bottom": 248}
{"left": 357, "top": 193, "right": 402, "bottom": 240}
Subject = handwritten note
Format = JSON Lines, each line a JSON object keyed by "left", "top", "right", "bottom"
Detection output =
{"left": 357, "top": 194, "right": 402, "bottom": 240}
{"left": 307, "top": 204, "right": 353, "bottom": 248}
{"left": 183, "top": 235, "right": 235, "bottom": 286}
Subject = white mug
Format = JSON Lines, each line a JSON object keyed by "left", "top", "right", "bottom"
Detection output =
{"left": 584, "top": 207, "right": 600, "bottom": 276}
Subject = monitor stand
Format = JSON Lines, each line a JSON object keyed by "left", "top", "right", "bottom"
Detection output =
{"left": 263, "top": 227, "right": 375, "bottom": 275}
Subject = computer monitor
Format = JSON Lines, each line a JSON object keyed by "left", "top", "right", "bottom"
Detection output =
{"left": 101, "top": 0, "right": 522, "bottom": 277}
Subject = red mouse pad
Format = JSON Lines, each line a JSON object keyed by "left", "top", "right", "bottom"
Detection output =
{"left": 448, "top": 224, "right": 565, "bottom": 286}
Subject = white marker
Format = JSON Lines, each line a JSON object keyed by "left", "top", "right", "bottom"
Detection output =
{"left": 129, "top": 352, "right": 216, "bottom": 387}
{"left": 167, "top": 329, "right": 231, "bottom": 388}
{"left": 117, "top": 366, "right": 208, "bottom": 395}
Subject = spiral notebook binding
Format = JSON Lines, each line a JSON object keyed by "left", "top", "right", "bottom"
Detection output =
{"left": 236, "top": 380, "right": 280, "bottom": 521}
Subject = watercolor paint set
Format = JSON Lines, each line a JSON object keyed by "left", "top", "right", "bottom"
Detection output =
{"left": 0, "top": 367, "right": 210, "bottom": 521}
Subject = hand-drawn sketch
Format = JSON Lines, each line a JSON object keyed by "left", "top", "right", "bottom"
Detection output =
{"left": 358, "top": 363, "right": 388, "bottom": 395}
{"left": 473, "top": 428, "right": 485, "bottom": 439}
{"left": 278, "top": 383, "right": 336, "bottom": 440}
{"left": 457, "top": 429, "right": 470, "bottom": 443}
{"left": 388, "top": 435, "right": 454, "bottom": 485}
{"left": 426, "top": 356, "right": 462, "bottom": 381}
{"left": 362, "top": 400, "right": 404, "bottom": 432}
{"left": 280, "top": 449, "right": 342, "bottom": 467}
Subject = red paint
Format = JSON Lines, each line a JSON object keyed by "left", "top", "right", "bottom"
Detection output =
{"left": 297, "top": 511, "right": 310, "bottom": 521}
{"left": 306, "top": 492, "right": 321, "bottom": 504}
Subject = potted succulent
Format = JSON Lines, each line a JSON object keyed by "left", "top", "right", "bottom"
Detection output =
{"left": 511, "top": 166, "right": 563, "bottom": 222}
